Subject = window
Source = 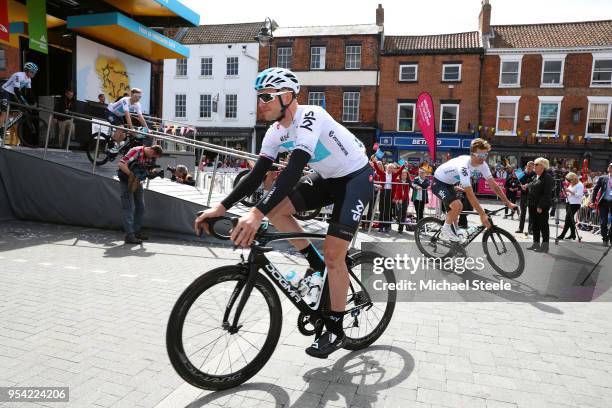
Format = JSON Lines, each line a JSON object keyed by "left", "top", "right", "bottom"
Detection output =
{"left": 541, "top": 54, "right": 565, "bottom": 87}
{"left": 0, "top": 49, "right": 5, "bottom": 71}
{"left": 176, "top": 59, "right": 187, "bottom": 76}
{"left": 536, "top": 96, "right": 563, "bottom": 135}
{"left": 345, "top": 45, "right": 361, "bottom": 69}
{"left": 175, "top": 94, "right": 186, "bottom": 118}
{"left": 342, "top": 92, "right": 360, "bottom": 122}
{"left": 277, "top": 47, "right": 292, "bottom": 69}
{"left": 495, "top": 96, "right": 521, "bottom": 136}
{"left": 442, "top": 64, "right": 461, "bottom": 82}
{"left": 310, "top": 46, "right": 326, "bottom": 70}
{"left": 591, "top": 55, "right": 612, "bottom": 87}
{"left": 226, "top": 57, "right": 239, "bottom": 76}
{"left": 308, "top": 91, "right": 325, "bottom": 107}
{"left": 585, "top": 97, "right": 612, "bottom": 138}
{"left": 499, "top": 55, "right": 523, "bottom": 87}
{"left": 199, "top": 94, "right": 212, "bottom": 118}
{"left": 225, "top": 94, "right": 237, "bottom": 118}
{"left": 200, "top": 57, "right": 212, "bottom": 76}
{"left": 397, "top": 104, "right": 415, "bottom": 132}
{"left": 439, "top": 104, "right": 459, "bottom": 133}
{"left": 399, "top": 64, "right": 418, "bottom": 81}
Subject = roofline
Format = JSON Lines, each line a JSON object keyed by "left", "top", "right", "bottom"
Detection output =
{"left": 486, "top": 45, "right": 612, "bottom": 54}
{"left": 382, "top": 48, "right": 483, "bottom": 55}
{"left": 491, "top": 19, "right": 612, "bottom": 28}
{"left": 386, "top": 31, "right": 480, "bottom": 39}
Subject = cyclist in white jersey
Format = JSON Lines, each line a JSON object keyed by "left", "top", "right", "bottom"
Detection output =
{"left": 106, "top": 88, "right": 148, "bottom": 152}
{"left": 195, "top": 67, "right": 373, "bottom": 358}
{"left": 431, "top": 138, "right": 518, "bottom": 242}
{"left": 0, "top": 62, "right": 38, "bottom": 126}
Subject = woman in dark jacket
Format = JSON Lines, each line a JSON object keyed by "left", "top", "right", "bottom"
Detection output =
{"left": 527, "top": 157, "right": 554, "bottom": 253}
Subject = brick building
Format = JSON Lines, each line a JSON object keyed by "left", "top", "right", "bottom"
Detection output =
{"left": 479, "top": 1, "right": 612, "bottom": 170}
{"left": 377, "top": 32, "right": 483, "bottom": 165}
{"left": 256, "top": 5, "right": 384, "bottom": 150}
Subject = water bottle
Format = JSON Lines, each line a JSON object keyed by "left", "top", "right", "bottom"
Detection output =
{"left": 466, "top": 225, "right": 478, "bottom": 236}
{"left": 283, "top": 270, "right": 301, "bottom": 288}
{"left": 306, "top": 272, "right": 323, "bottom": 306}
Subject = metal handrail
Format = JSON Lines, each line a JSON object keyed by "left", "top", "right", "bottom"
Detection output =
{"left": 2, "top": 101, "right": 258, "bottom": 163}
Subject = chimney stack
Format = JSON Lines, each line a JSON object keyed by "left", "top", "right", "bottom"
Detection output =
{"left": 376, "top": 4, "right": 384, "bottom": 27}
{"left": 479, "top": 0, "right": 492, "bottom": 35}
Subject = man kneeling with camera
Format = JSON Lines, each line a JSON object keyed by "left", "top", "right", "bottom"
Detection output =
{"left": 168, "top": 164, "right": 195, "bottom": 186}
{"left": 117, "top": 145, "right": 163, "bottom": 244}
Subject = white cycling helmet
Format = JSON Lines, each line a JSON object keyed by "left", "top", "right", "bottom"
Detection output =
{"left": 254, "top": 67, "right": 300, "bottom": 94}
{"left": 24, "top": 62, "right": 39, "bottom": 73}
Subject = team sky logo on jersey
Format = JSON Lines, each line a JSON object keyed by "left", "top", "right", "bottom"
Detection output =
{"left": 280, "top": 133, "right": 289, "bottom": 142}
{"left": 351, "top": 200, "right": 365, "bottom": 221}
{"left": 461, "top": 167, "right": 469, "bottom": 177}
{"left": 300, "top": 111, "right": 316, "bottom": 131}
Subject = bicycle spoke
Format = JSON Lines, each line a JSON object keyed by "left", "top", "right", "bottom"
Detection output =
{"left": 237, "top": 333, "right": 261, "bottom": 352}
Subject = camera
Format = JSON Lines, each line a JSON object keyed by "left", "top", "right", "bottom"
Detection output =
{"left": 166, "top": 166, "right": 176, "bottom": 175}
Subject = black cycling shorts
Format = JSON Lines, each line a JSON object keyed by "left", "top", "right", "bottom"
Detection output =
{"left": 431, "top": 177, "right": 460, "bottom": 208}
{"left": 1, "top": 89, "right": 17, "bottom": 108}
{"left": 289, "top": 164, "right": 374, "bottom": 242}
{"left": 107, "top": 111, "right": 126, "bottom": 126}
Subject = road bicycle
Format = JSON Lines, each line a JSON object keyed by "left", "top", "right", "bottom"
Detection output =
{"left": 166, "top": 216, "right": 396, "bottom": 390}
{"left": 1, "top": 103, "right": 48, "bottom": 147}
{"left": 86, "top": 126, "right": 148, "bottom": 166}
{"left": 414, "top": 207, "right": 525, "bottom": 278}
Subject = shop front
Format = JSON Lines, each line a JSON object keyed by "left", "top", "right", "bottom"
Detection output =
{"left": 377, "top": 132, "right": 475, "bottom": 165}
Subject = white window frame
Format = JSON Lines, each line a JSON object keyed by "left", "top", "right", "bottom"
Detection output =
{"left": 536, "top": 96, "right": 563, "bottom": 136}
{"left": 200, "top": 57, "right": 213, "bottom": 77}
{"left": 495, "top": 96, "right": 521, "bottom": 136}
{"left": 399, "top": 64, "right": 418, "bottom": 81}
{"left": 277, "top": 47, "right": 292, "bottom": 69}
{"left": 585, "top": 96, "right": 612, "bottom": 139}
{"left": 225, "top": 94, "right": 238, "bottom": 119}
{"left": 308, "top": 91, "right": 325, "bottom": 107}
{"left": 540, "top": 53, "right": 566, "bottom": 88}
{"left": 345, "top": 45, "right": 362, "bottom": 70}
{"left": 310, "top": 46, "right": 326, "bottom": 70}
{"left": 499, "top": 54, "right": 523, "bottom": 88}
{"left": 590, "top": 52, "right": 612, "bottom": 88}
{"left": 174, "top": 94, "right": 187, "bottom": 119}
{"left": 226, "top": 56, "right": 239, "bottom": 77}
{"left": 199, "top": 94, "right": 212, "bottom": 119}
{"left": 342, "top": 92, "right": 360, "bottom": 122}
{"left": 175, "top": 58, "right": 187, "bottom": 77}
{"left": 442, "top": 64, "right": 462, "bottom": 82}
{"left": 396, "top": 103, "right": 416, "bottom": 132}
{"left": 439, "top": 104, "right": 460, "bottom": 133}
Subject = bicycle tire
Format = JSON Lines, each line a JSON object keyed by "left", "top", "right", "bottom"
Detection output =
{"left": 17, "top": 115, "right": 46, "bottom": 148}
{"left": 166, "top": 265, "right": 282, "bottom": 391}
{"left": 343, "top": 251, "right": 396, "bottom": 350}
{"left": 482, "top": 227, "right": 525, "bottom": 279}
{"left": 415, "top": 216, "right": 454, "bottom": 259}
{"left": 86, "top": 137, "right": 110, "bottom": 166}
{"left": 294, "top": 207, "right": 322, "bottom": 221}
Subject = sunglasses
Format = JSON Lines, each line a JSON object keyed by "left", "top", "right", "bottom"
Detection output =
{"left": 257, "top": 91, "right": 290, "bottom": 104}
{"left": 473, "top": 152, "right": 489, "bottom": 159}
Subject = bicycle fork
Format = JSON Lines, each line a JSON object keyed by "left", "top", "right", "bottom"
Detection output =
{"left": 222, "top": 259, "right": 257, "bottom": 334}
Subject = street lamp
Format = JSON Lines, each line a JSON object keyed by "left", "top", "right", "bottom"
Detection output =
{"left": 256, "top": 17, "right": 276, "bottom": 67}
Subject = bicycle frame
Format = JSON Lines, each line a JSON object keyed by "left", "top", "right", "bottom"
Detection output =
{"left": 428, "top": 207, "right": 506, "bottom": 250}
{"left": 222, "top": 230, "right": 369, "bottom": 338}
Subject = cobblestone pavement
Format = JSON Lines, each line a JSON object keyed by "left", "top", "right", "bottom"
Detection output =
{"left": 1, "top": 207, "right": 611, "bottom": 408}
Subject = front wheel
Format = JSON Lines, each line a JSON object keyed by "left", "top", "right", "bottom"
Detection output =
{"left": 482, "top": 227, "right": 525, "bottom": 279}
{"left": 86, "top": 136, "right": 110, "bottom": 166}
{"left": 166, "top": 265, "right": 283, "bottom": 391}
{"left": 17, "top": 115, "right": 46, "bottom": 147}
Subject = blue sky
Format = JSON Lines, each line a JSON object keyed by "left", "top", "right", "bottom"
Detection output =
{"left": 183, "top": 0, "right": 612, "bottom": 35}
